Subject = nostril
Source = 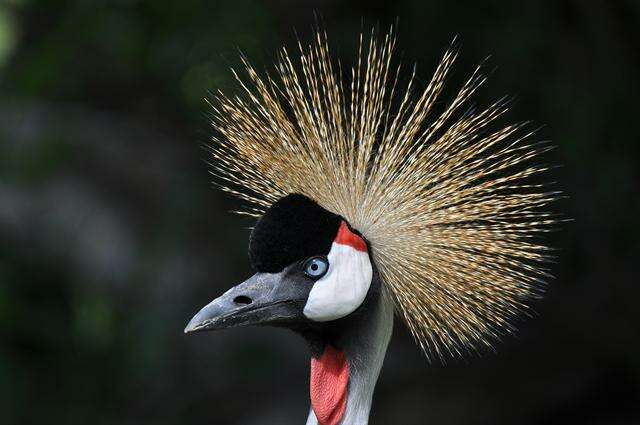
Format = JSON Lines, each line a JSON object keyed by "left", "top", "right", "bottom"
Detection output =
{"left": 233, "top": 295, "right": 252, "bottom": 306}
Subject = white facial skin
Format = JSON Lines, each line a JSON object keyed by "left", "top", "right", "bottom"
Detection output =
{"left": 303, "top": 240, "right": 373, "bottom": 322}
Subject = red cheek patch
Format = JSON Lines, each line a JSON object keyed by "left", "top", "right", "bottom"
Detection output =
{"left": 310, "top": 345, "right": 349, "bottom": 425}
{"left": 334, "top": 221, "right": 367, "bottom": 252}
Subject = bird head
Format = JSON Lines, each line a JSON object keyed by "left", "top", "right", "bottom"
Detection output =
{"left": 183, "top": 28, "right": 558, "bottom": 362}
{"left": 185, "top": 194, "right": 379, "bottom": 336}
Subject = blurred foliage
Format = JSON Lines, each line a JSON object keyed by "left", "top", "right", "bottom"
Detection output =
{"left": 1, "top": 1, "right": 639, "bottom": 425}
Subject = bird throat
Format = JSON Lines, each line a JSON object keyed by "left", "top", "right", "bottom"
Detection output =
{"left": 310, "top": 345, "right": 349, "bottom": 425}
{"left": 304, "top": 269, "right": 394, "bottom": 425}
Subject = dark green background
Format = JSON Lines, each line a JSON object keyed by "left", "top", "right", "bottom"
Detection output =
{"left": 1, "top": 1, "right": 638, "bottom": 424}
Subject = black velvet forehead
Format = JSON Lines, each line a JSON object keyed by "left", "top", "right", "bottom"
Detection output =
{"left": 249, "top": 194, "right": 342, "bottom": 273}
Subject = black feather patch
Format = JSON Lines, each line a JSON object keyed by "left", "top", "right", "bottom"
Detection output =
{"left": 249, "top": 194, "right": 342, "bottom": 273}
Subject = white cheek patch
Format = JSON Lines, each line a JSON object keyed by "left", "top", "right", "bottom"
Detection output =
{"left": 303, "top": 221, "right": 372, "bottom": 322}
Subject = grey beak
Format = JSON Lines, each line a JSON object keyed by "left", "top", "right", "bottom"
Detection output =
{"left": 184, "top": 271, "right": 308, "bottom": 334}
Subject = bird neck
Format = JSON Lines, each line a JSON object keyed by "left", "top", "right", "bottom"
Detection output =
{"left": 304, "top": 290, "right": 394, "bottom": 425}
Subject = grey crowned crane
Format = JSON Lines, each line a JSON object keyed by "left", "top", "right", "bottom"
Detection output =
{"left": 185, "top": 29, "right": 557, "bottom": 425}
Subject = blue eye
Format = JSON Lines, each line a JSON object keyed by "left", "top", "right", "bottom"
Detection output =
{"left": 304, "top": 257, "right": 329, "bottom": 279}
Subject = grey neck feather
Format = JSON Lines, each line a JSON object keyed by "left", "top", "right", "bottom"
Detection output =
{"left": 305, "top": 290, "right": 394, "bottom": 425}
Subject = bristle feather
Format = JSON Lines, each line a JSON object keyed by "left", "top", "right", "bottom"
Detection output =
{"left": 207, "top": 29, "right": 558, "bottom": 360}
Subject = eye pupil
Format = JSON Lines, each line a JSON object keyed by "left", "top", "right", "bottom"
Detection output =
{"left": 311, "top": 264, "right": 318, "bottom": 271}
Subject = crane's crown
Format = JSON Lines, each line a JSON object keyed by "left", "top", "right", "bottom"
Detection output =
{"left": 201, "top": 28, "right": 558, "bottom": 359}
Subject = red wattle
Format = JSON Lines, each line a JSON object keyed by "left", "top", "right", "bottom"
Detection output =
{"left": 334, "top": 221, "right": 367, "bottom": 252}
{"left": 310, "top": 345, "right": 349, "bottom": 425}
